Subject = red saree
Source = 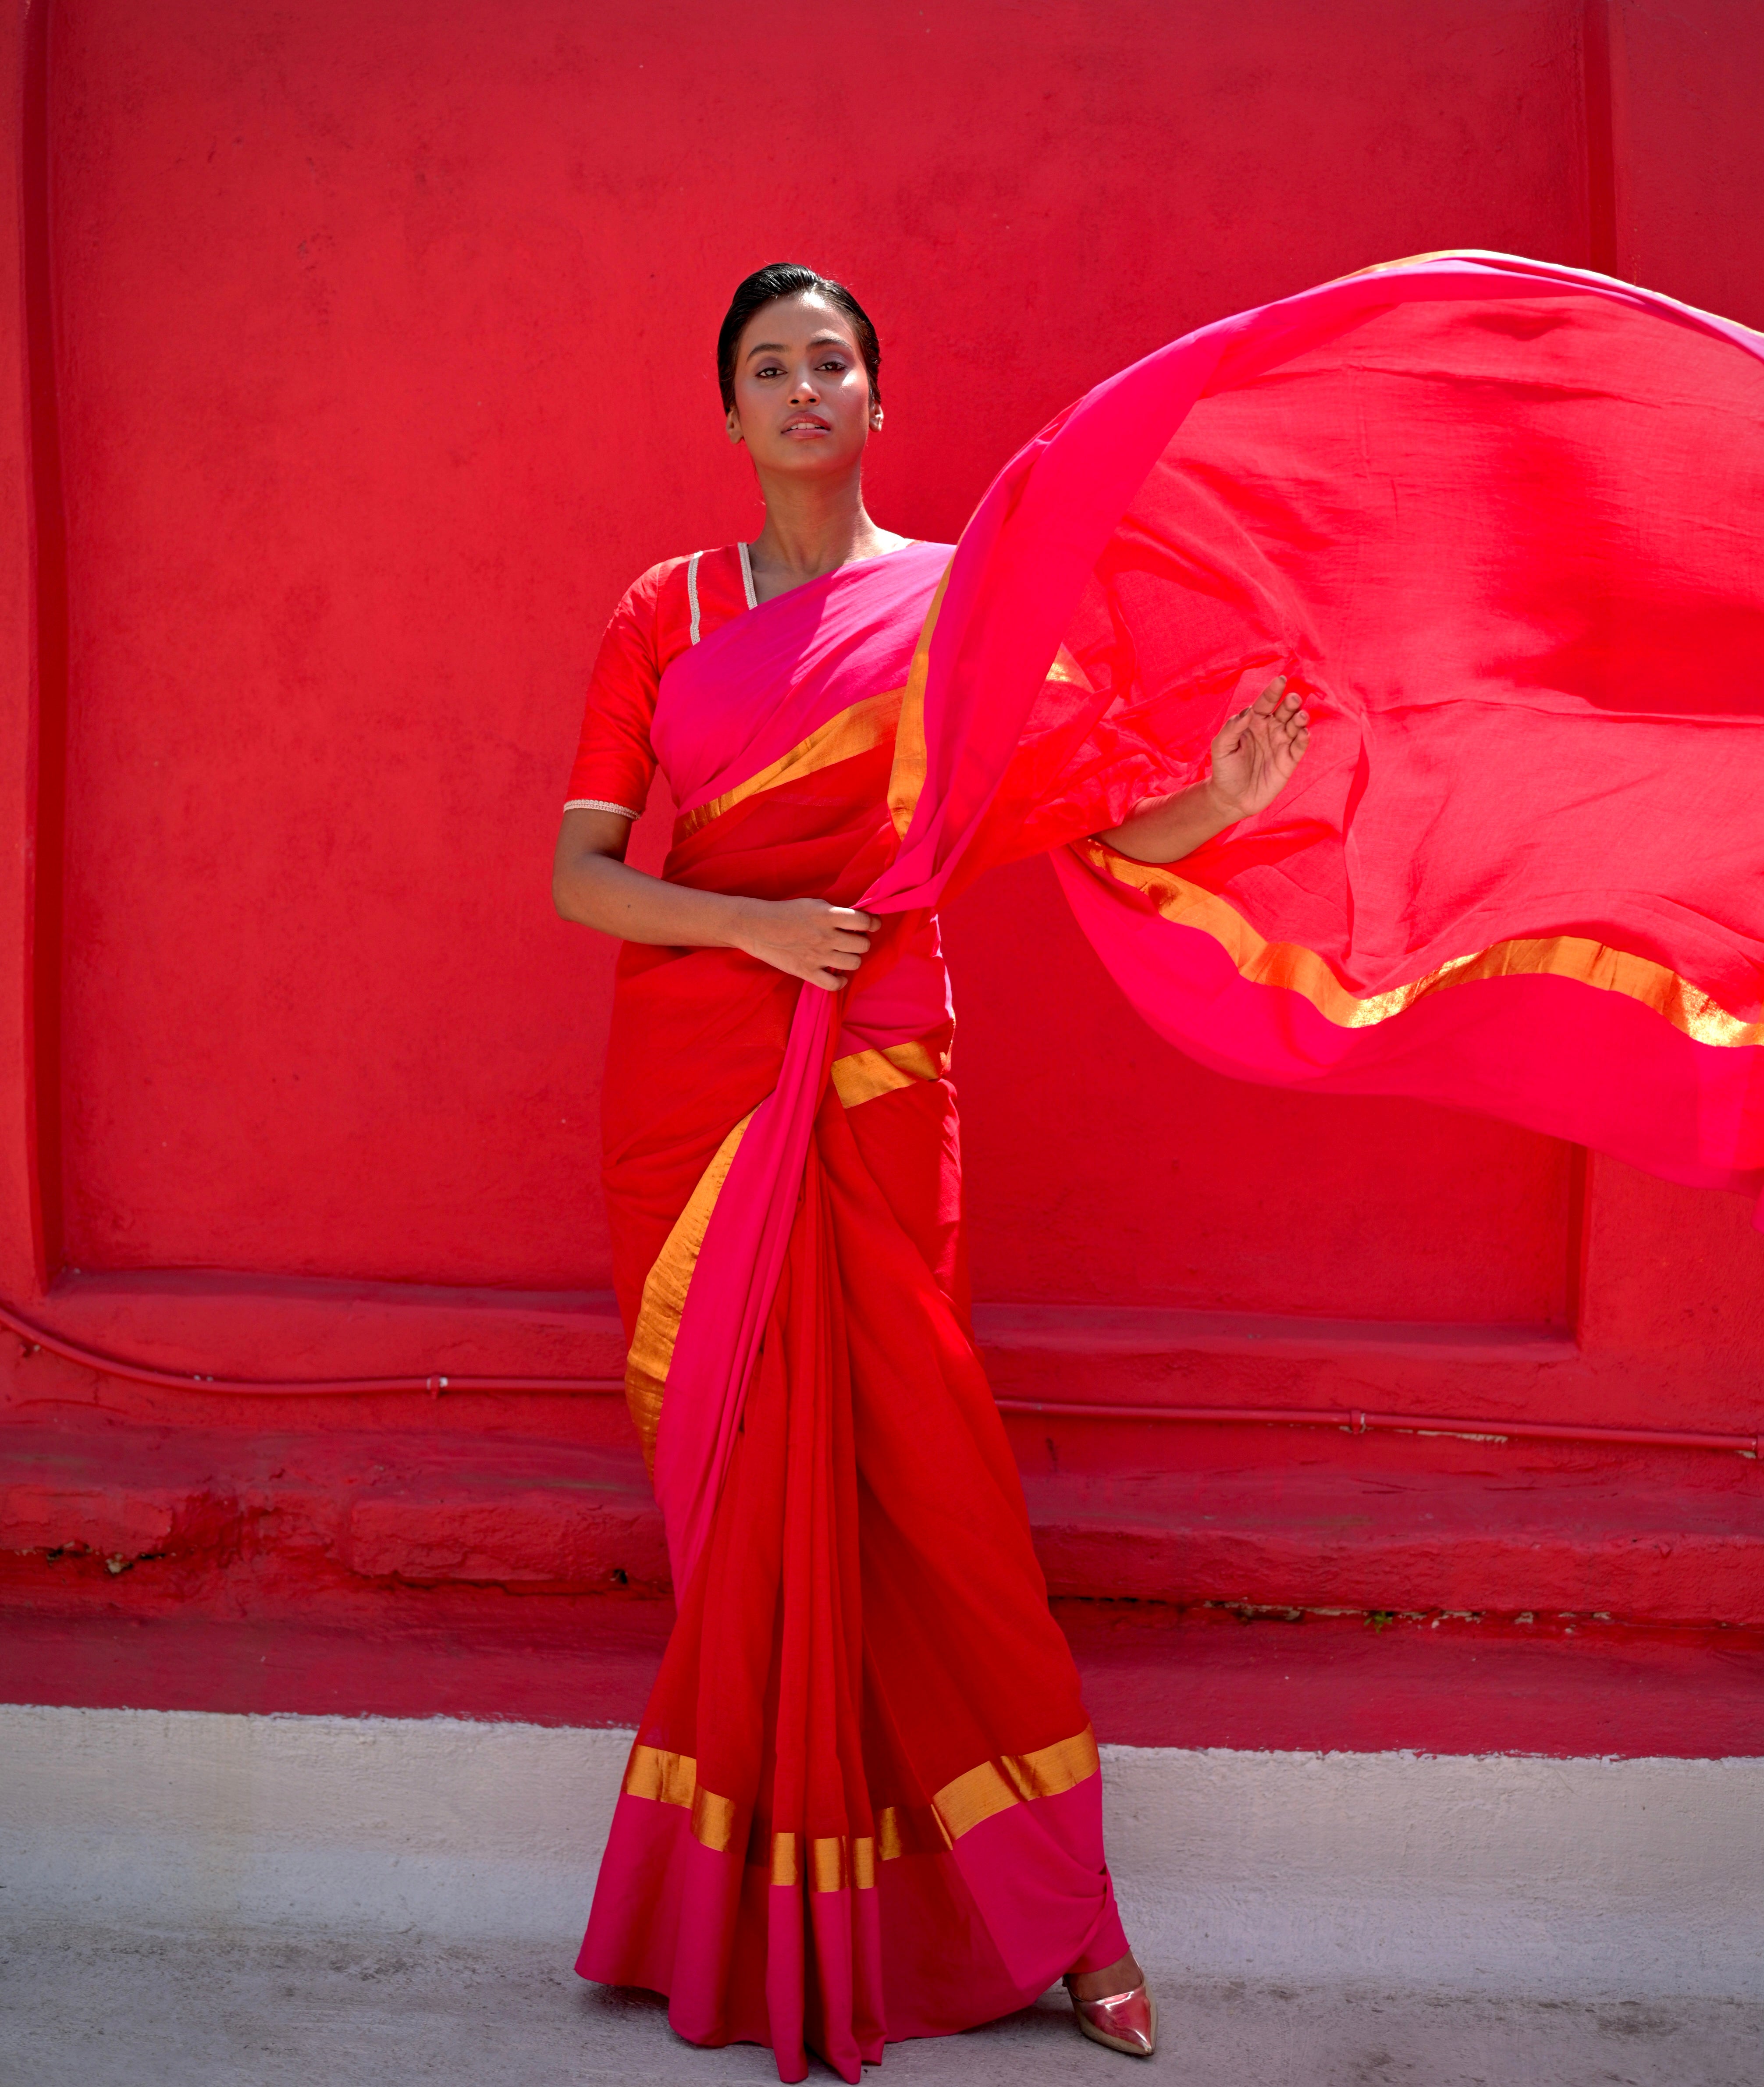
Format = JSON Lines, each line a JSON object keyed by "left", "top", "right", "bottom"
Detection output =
{"left": 576, "top": 254, "right": 1764, "bottom": 2080}
{"left": 578, "top": 540, "right": 1139, "bottom": 2079}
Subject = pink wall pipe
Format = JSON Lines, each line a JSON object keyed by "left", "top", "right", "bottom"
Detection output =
{"left": 2, "top": 1290, "right": 1755, "bottom": 1460}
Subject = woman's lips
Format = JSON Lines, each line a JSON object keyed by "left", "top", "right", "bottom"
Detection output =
{"left": 782, "top": 418, "right": 831, "bottom": 434}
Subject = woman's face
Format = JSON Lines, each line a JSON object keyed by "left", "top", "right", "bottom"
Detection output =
{"left": 727, "top": 292, "right": 878, "bottom": 478}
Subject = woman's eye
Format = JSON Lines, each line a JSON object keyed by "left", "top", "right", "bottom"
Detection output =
{"left": 756, "top": 364, "right": 784, "bottom": 379}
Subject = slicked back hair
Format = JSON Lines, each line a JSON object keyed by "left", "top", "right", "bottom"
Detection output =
{"left": 716, "top": 264, "right": 882, "bottom": 414}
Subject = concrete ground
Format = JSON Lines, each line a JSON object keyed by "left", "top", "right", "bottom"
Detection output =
{"left": 6, "top": 1710, "right": 1762, "bottom": 2086}
{"left": 3, "top": 1922, "right": 1761, "bottom": 2087}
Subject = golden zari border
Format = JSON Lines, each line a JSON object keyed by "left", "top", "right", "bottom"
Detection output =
{"left": 828, "top": 1036, "right": 948, "bottom": 1109}
{"left": 930, "top": 1725, "right": 1101, "bottom": 1841}
{"left": 623, "top": 1112, "right": 752, "bottom": 1472}
{"left": 622, "top": 1742, "right": 742, "bottom": 1850}
{"left": 887, "top": 567, "right": 949, "bottom": 838}
{"left": 620, "top": 1727, "right": 1100, "bottom": 1894}
{"left": 1074, "top": 839, "right": 1764, "bottom": 1049}
{"left": 677, "top": 686, "right": 906, "bottom": 839}
{"left": 770, "top": 1831, "right": 878, "bottom": 1892}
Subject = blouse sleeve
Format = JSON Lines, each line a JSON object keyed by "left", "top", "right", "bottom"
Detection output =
{"left": 563, "top": 572, "right": 665, "bottom": 817}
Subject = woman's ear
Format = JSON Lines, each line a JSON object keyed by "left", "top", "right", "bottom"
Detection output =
{"left": 726, "top": 412, "right": 743, "bottom": 445}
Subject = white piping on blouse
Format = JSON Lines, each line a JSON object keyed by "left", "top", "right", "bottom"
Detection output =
{"left": 566, "top": 543, "right": 765, "bottom": 819}
{"left": 688, "top": 543, "right": 757, "bottom": 646}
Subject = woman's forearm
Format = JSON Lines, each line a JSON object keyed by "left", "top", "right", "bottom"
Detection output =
{"left": 1098, "top": 779, "right": 1242, "bottom": 864}
{"left": 552, "top": 808, "right": 879, "bottom": 989}
{"left": 554, "top": 842, "right": 756, "bottom": 950}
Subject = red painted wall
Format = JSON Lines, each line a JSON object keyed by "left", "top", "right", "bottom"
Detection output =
{"left": 4, "top": 0, "right": 1764, "bottom": 1729}
{"left": 45, "top": 0, "right": 1601, "bottom": 1298}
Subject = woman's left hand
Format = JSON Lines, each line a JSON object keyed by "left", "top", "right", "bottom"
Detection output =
{"left": 1206, "top": 675, "right": 1311, "bottom": 820}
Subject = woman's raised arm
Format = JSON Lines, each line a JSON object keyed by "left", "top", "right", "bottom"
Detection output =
{"left": 1099, "top": 674, "right": 1309, "bottom": 864}
{"left": 552, "top": 807, "right": 878, "bottom": 992}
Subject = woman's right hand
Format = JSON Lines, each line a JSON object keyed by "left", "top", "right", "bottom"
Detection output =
{"left": 732, "top": 897, "right": 880, "bottom": 991}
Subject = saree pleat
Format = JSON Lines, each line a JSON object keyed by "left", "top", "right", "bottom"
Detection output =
{"left": 583, "top": 1069, "right": 1124, "bottom": 2079}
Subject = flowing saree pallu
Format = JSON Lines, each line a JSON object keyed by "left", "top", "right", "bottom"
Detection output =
{"left": 583, "top": 253, "right": 1764, "bottom": 2081}
{"left": 940, "top": 252, "right": 1764, "bottom": 1200}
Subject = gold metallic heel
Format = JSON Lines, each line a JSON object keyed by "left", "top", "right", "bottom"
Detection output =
{"left": 1066, "top": 1977, "right": 1157, "bottom": 2058}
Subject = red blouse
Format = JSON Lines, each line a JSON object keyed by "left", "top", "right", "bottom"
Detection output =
{"left": 564, "top": 544, "right": 757, "bottom": 815}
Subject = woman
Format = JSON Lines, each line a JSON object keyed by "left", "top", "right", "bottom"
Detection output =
{"left": 557, "top": 257, "right": 1764, "bottom": 2080}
